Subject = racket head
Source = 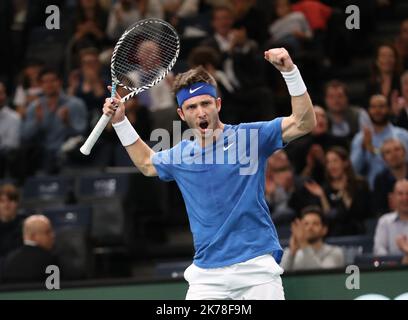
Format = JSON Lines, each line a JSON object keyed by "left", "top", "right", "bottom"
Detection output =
{"left": 110, "top": 18, "right": 180, "bottom": 94}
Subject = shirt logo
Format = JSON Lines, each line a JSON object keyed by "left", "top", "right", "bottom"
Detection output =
{"left": 189, "top": 85, "right": 204, "bottom": 94}
{"left": 223, "top": 143, "right": 234, "bottom": 151}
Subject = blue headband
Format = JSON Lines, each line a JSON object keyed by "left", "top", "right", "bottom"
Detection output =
{"left": 176, "top": 82, "right": 217, "bottom": 108}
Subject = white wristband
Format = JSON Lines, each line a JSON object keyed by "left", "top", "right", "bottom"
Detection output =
{"left": 112, "top": 116, "right": 139, "bottom": 147}
{"left": 281, "top": 65, "right": 307, "bottom": 97}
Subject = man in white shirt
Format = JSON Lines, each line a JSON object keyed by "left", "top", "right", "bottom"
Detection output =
{"left": 281, "top": 206, "right": 345, "bottom": 271}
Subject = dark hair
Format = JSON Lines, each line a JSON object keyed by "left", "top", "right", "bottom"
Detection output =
{"left": 301, "top": 205, "right": 327, "bottom": 226}
{"left": 39, "top": 67, "right": 61, "bottom": 80}
{"left": 0, "top": 184, "right": 19, "bottom": 202}
{"left": 173, "top": 66, "right": 218, "bottom": 94}
{"left": 324, "top": 79, "right": 349, "bottom": 97}
{"left": 188, "top": 46, "right": 221, "bottom": 69}
{"left": 325, "top": 146, "right": 361, "bottom": 196}
{"left": 370, "top": 43, "right": 403, "bottom": 85}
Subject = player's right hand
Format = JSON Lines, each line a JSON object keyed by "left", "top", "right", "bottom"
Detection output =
{"left": 103, "top": 86, "right": 125, "bottom": 124}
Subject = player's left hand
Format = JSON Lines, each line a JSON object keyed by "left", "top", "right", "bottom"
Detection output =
{"left": 264, "top": 48, "right": 294, "bottom": 72}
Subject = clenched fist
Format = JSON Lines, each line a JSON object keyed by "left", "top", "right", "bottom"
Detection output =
{"left": 264, "top": 48, "right": 295, "bottom": 72}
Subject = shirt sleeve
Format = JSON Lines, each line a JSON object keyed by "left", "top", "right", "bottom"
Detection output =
{"left": 151, "top": 148, "right": 175, "bottom": 182}
{"left": 374, "top": 217, "right": 389, "bottom": 256}
{"left": 257, "top": 117, "right": 286, "bottom": 158}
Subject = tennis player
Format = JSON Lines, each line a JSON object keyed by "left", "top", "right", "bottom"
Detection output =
{"left": 103, "top": 48, "right": 316, "bottom": 299}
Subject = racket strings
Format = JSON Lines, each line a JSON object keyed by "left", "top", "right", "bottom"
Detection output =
{"left": 113, "top": 21, "right": 179, "bottom": 90}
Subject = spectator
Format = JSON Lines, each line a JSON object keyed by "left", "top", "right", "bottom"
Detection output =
{"left": 280, "top": 206, "right": 345, "bottom": 271}
{"left": 67, "top": 47, "right": 109, "bottom": 126}
{"left": 286, "top": 106, "right": 347, "bottom": 184}
{"left": 374, "top": 179, "right": 408, "bottom": 256}
{"left": 21, "top": 68, "right": 88, "bottom": 174}
{"left": 394, "top": 19, "right": 408, "bottom": 69}
{"left": 201, "top": 5, "right": 265, "bottom": 90}
{"left": 351, "top": 94, "right": 408, "bottom": 188}
{"left": 107, "top": 0, "right": 164, "bottom": 41}
{"left": 2, "top": 214, "right": 58, "bottom": 283}
{"left": 71, "top": 0, "right": 108, "bottom": 65}
{"left": 304, "top": 147, "right": 372, "bottom": 236}
{"left": 394, "top": 71, "right": 408, "bottom": 129}
{"left": 0, "top": 82, "right": 21, "bottom": 178}
{"left": 268, "top": 0, "right": 313, "bottom": 53}
{"left": 229, "top": 0, "right": 268, "bottom": 46}
{"left": 0, "top": 184, "right": 24, "bottom": 261}
{"left": 13, "top": 60, "right": 43, "bottom": 118}
{"left": 291, "top": 0, "right": 332, "bottom": 33}
{"left": 366, "top": 44, "right": 402, "bottom": 104}
{"left": 324, "top": 80, "right": 371, "bottom": 145}
{"left": 373, "top": 138, "right": 408, "bottom": 215}
{"left": 265, "top": 151, "right": 318, "bottom": 225}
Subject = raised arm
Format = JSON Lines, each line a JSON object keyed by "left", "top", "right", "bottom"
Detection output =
{"left": 264, "top": 48, "right": 316, "bottom": 143}
{"left": 103, "top": 92, "right": 158, "bottom": 177}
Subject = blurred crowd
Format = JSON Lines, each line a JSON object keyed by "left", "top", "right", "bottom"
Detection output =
{"left": 1, "top": 0, "right": 408, "bottom": 282}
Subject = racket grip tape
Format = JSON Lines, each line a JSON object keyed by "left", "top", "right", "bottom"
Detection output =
{"left": 79, "top": 114, "right": 111, "bottom": 155}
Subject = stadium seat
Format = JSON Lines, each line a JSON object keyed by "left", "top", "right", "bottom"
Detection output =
{"left": 43, "top": 205, "right": 92, "bottom": 279}
{"left": 326, "top": 235, "right": 374, "bottom": 265}
{"left": 21, "top": 176, "right": 75, "bottom": 211}
{"left": 75, "top": 173, "right": 130, "bottom": 247}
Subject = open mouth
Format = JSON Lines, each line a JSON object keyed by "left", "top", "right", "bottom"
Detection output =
{"left": 199, "top": 120, "right": 209, "bottom": 130}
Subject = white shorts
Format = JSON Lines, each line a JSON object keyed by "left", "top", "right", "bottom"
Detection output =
{"left": 184, "top": 254, "right": 285, "bottom": 300}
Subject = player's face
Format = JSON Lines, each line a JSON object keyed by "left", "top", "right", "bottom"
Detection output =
{"left": 178, "top": 95, "right": 221, "bottom": 136}
{"left": 382, "top": 140, "right": 406, "bottom": 168}
{"left": 302, "top": 213, "right": 326, "bottom": 243}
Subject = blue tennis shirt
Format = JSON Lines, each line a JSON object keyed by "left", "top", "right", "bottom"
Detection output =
{"left": 152, "top": 118, "right": 285, "bottom": 268}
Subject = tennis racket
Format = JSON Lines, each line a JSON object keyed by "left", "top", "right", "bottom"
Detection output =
{"left": 80, "top": 18, "right": 180, "bottom": 155}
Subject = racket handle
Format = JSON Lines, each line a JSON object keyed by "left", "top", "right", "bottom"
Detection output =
{"left": 111, "top": 83, "right": 116, "bottom": 101}
{"left": 80, "top": 114, "right": 111, "bottom": 155}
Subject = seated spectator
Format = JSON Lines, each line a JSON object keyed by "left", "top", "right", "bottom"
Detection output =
{"left": 394, "top": 71, "right": 408, "bottom": 129}
{"left": 268, "top": 0, "right": 313, "bottom": 54}
{"left": 304, "top": 147, "right": 372, "bottom": 236}
{"left": 21, "top": 68, "right": 88, "bottom": 174}
{"left": 351, "top": 94, "right": 408, "bottom": 189}
{"left": 394, "top": 19, "right": 408, "bottom": 69}
{"left": 373, "top": 138, "right": 408, "bottom": 215}
{"left": 286, "top": 105, "right": 347, "bottom": 184}
{"left": 374, "top": 179, "right": 408, "bottom": 256}
{"left": 324, "top": 80, "right": 371, "bottom": 146}
{"left": 265, "top": 150, "right": 319, "bottom": 224}
{"left": 13, "top": 60, "right": 43, "bottom": 118}
{"left": 67, "top": 47, "right": 109, "bottom": 126}
{"left": 0, "top": 185, "right": 24, "bottom": 261}
{"left": 2, "top": 215, "right": 58, "bottom": 283}
{"left": 107, "top": 0, "right": 164, "bottom": 41}
{"left": 366, "top": 44, "right": 402, "bottom": 105}
{"left": 0, "top": 82, "right": 21, "bottom": 178}
{"left": 201, "top": 5, "right": 265, "bottom": 90}
{"left": 71, "top": 0, "right": 108, "bottom": 66}
{"left": 229, "top": 0, "right": 268, "bottom": 46}
{"left": 291, "top": 0, "right": 332, "bottom": 33}
{"left": 280, "top": 206, "right": 345, "bottom": 271}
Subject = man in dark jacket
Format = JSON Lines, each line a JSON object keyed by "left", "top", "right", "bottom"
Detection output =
{"left": 2, "top": 214, "right": 58, "bottom": 283}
